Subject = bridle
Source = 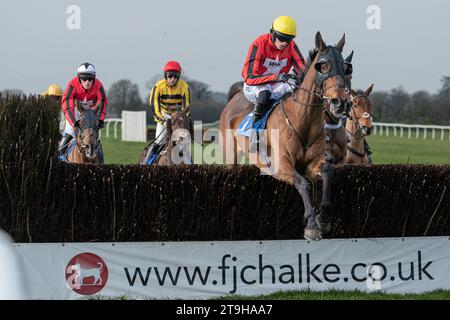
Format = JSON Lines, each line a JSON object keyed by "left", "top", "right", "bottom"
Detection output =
{"left": 279, "top": 47, "right": 349, "bottom": 150}
{"left": 76, "top": 123, "right": 100, "bottom": 160}
{"left": 346, "top": 94, "right": 373, "bottom": 141}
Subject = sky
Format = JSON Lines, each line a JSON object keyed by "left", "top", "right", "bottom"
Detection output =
{"left": 1, "top": 0, "right": 450, "bottom": 100}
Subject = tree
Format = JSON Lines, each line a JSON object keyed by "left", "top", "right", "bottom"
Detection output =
{"left": 438, "top": 76, "right": 450, "bottom": 97}
{"left": 107, "top": 80, "right": 144, "bottom": 118}
{"left": 1, "top": 89, "right": 24, "bottom": 96}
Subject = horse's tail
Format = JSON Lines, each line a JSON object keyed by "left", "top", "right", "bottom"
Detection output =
{"left": 227, "top": 81, "right": 244, "bottom": 102}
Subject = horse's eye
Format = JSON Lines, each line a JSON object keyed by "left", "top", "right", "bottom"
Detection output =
{"left": 315, "top": 60, "right": 331, "bottom": 74}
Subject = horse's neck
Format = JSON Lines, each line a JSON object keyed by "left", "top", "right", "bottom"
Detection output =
{"left": 289, "top": 73, "right": 323, "bottom": 131}
{"left": 162, "top": 135, "right": 173, "bottom": 165}
{"left": 346, "top": 117, "right": 364, "bottom": 152}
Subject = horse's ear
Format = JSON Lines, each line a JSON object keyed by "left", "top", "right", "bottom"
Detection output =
{"left": 365, "top": 84, "right": 374, "bottom": 96}
{"left": 336, "top": 33, "right": 345, "bottom": 52}
{"left": 350, "top": 89, "right": 357, "bottom": 97}
{"left": 345, "top": 50, "right": 354, "bottom": 63}
{"left": 315, "top": 31, "right": 326, "bottom": 52}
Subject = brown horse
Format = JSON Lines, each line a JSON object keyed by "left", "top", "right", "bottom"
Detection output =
{"left": 67, "top": 109, "right": 103, "bottom": 164}
{"left": 345, "top": 84, "right": 374, "bottom": 164}
{"left": 140, "top": 110, "right": 192, "bottom": 165}
{"left": 322, "top": 51, "right": 354, "bottom": 166}
{"left": 220, "top": 32, "right": 348, "bottom": 240}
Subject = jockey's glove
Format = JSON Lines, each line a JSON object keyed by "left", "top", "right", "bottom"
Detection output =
{"left": 287, "top": 74, "right": 299, "bottom": 85}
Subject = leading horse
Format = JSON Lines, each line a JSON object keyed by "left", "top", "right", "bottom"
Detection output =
{"left": 220, "top": 32, "right": 348, "bottom": 240}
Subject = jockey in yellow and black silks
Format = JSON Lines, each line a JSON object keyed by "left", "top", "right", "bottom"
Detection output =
{"left": 147, "top": 60, "right": 191, "bottom": 159}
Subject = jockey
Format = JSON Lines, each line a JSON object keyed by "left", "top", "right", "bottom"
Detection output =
{"left": 58, "top": 62, "right": 108, "bottom": 155}
{"left": 147, "top": 60, "right": 191, "bottom": 160}
{"left": 242, "top": 16, "right": 306, "bottom": 133}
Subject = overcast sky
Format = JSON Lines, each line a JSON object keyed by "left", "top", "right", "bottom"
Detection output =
{"left": 1, "top": 0, "right": 449, "bottom": 99}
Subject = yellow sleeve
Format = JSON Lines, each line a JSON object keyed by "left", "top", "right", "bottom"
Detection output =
{"left": 149, "top": 84, "right": 163, "bottom": 122}
{"left": 183, "top": 82, "right": 191, "bottom": 117}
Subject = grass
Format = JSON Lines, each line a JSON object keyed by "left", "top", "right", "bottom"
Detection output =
{"left": 101, "top": 133, "right": 147, "bottom": 165}
{"left": 367, "top": 135, "right": 450, "bottom": 164}
{"left": 85, "top": 289, "right": 450, "bottom": 300}
{"left": 100, "top": 127, "right": 450, "bottom": 165}
{"left": 216, "top": 289, "right": 450, "bottom": 300}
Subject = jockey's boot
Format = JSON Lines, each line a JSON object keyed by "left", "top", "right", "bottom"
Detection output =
{"left": 249, "top": 90, "right": 271, "bottom": 153}
{"left": 364, "top": 139, "right": 373, "bottom": 164}
{"left": 58, "top": 134, "right": 73, "bottom": 156}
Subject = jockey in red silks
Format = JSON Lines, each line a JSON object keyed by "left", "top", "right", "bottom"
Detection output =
{"left": 58, "top": 62, "right": 108, "bottom": 155}
{"left": 242, "top": 16, "right": 306, "bottom": 145}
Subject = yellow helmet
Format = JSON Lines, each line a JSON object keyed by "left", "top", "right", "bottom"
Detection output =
{"left": 272, "top": 15, "right": 297, "bottom": 37}
{"left": 47, "top": 84, "right": 63, "bottom": 97}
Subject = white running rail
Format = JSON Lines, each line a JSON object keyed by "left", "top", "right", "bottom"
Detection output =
{"left": 373, "top": 122, "right": 450, "bottom": 140}
{"left": 104, "top": 118, "right": 122, "bottom": 139}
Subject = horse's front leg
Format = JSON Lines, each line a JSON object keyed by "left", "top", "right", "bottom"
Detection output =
{"left": 276, "top": 159, "right": 321, "bottom": 241}
{"left": 316, "top": 150, "right": 334, "bottom": 234}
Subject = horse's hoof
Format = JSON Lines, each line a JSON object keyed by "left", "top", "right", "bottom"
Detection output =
{"left": 304, "top": 228, "right": 322, "bottom": 241}
{"left": 316, "top": 216, "right": 331, "bottom": 234}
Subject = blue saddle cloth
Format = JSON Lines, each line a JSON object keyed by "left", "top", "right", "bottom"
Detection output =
{"left": 145, "top": 143, "right": 165, "bottom": 165}
{"left": 58, "top": 139, "right": 77, "bottom": 162}
{"left": 145, "top": 150, "right": 160, "bottom": 165}
{"left": 58, "top": 139, "right": 104, "bottom": 164}
{"left": 237, "top": 103, "right": 277, "bottom": 137}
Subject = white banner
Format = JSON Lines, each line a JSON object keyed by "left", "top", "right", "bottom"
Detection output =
{"left": 11, "top": 237, "right": 450, "bottom": 299}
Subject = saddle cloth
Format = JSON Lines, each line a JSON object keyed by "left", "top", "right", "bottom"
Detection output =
{"left": 58, "top": 139, "right": 77, "bottom": 162}
{"left": 145, "top": 143, "right": 165, "bottom": 165}
{"left": 236, "top": 102, "right": 278, "bottom": 137}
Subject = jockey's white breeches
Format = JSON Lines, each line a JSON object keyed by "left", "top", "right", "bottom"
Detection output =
{"left": 62, "top": 109, "right": 83, "bottom": 138}
{"left": 243, "top": 82, "right": 294, "bottom": 104}
{"left": 154, "top": 112, "right": 172, "bottom": 145}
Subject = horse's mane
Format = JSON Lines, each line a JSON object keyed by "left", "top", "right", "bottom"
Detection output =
{"left": 356, "top": 89, "right": 364, "bottom": 95}
{"left": 81, "top": 109, "right": 98, "bottom": 129}
{"left": 304, "top": 48, "right": 318, "bottom": 76}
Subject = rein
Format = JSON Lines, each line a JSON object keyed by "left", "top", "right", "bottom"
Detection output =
{"left": 279, "top": 82, "right": 326, "bottom": 150}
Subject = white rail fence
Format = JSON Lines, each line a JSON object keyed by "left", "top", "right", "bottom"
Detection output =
{"left": 103, "top": 117, "right": 450, "bottom": 142}
{"left": 104, "top": 118, "right": 122, "bottom": 139}
{"left": 373, "top": 122, "right": 450, "bottom": 140}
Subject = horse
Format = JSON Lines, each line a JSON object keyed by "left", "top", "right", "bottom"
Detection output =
{"left": 139, "top": 109, "right": 192, "bottom": 165}
{"left": 66, "top": 108, "right": 103, "bottom": 164}
{"left": 322, "top": 51, "right": 354, "bottom": 166}
{"left": 220, "top": 32, "right": 349, "bottom": 241}
{"left": 345, "top": 84, "right": 374, "bottom": 164}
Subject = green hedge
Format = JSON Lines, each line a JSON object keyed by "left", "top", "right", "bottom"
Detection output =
{"left": 0, "top": 94, "right": 60, "bottom": 241}
{"left": 1, "top": 94, "right": 449, "bottom": 242}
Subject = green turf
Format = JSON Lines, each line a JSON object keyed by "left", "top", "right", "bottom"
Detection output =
{"left": 216, "top": 289, "right": 450, "bottom": 300}
{"left": 367, "top": 135, "right": 450, "bottom": 164}
{"left": 87, "top": 289, "right": 450, "bottom": 300}
{"left": 100, "top": 127, "right": 450, "bottom": 165}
